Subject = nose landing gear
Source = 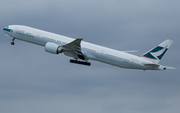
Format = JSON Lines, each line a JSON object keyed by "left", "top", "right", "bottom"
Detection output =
{"left": 11, "top": 38, "right": 15, "bottom": 45}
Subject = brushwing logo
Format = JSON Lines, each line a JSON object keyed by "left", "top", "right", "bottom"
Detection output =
{"left": 143, "top": 46, "right": 168, "bottom": 60}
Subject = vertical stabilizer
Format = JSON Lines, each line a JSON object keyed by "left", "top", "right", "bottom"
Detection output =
{"left": 142, "top": 39, "right": 173, "bottom": 63}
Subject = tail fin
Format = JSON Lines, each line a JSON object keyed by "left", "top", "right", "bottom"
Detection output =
{"left": 142, "top": 39, "right": 173, "bottom": 63}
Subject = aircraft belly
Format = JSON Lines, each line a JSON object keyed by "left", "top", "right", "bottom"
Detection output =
{"left": 91, "top": 52, "right": 131, "bottom": 68}
{"left": 89, "top": 51, "right": 148, "bottom": 69}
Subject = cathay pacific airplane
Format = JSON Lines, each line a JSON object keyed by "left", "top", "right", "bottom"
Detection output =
{"left": 3, "top": 25, "right": 175, "bottom": 70}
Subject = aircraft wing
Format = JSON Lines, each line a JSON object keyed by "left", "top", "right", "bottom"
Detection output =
{"left": 63, "top": 38, "right": 82, "bottom": 50}
{"left": 62, "top": 38, "right": 86, "bottom": 60}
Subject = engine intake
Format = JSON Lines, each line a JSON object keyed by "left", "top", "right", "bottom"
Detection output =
{"left": 45, "top": 42, "right": 63, "bottom": 54}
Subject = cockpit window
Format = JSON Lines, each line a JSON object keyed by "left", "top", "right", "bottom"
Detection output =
{"left": 3, "top": 27, "right": 12, "bottom": 32}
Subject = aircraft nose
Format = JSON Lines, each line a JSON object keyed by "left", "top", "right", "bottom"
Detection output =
{"left": 3, "top": 26, "right": 12, "bottom": 32}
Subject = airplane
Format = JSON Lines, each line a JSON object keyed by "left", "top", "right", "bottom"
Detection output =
{"left": 3, "top": 25, "right": 175, "bottom": 71}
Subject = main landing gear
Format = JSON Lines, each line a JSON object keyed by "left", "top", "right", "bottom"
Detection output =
{"left": 70, "top": 59, "right": 91, "bottom": 66}
{"left": 11, "top": 38, "right": 15, "bottom": 45}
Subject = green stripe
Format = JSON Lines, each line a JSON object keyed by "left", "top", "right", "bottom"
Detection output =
{"left": 3, "top": 28, "right": 12, "bottom": 32}
{"left": 143, "top": 46, "right": 164, "bottom": 60}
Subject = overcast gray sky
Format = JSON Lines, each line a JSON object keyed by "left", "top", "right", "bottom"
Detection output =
{"left": 0, "top": 0, "right": 180, "bottom": 113}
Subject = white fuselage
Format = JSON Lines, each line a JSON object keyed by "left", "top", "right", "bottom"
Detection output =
{"left": 3, "top": 25, "right": 164, "bottom": 70}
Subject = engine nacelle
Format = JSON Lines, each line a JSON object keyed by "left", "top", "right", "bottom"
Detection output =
{"left": 45, "top": 42, "right": 63, "bottom": 54}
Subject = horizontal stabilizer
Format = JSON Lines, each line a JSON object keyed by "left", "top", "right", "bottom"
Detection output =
{"left": 166, "top": 66, "right": 176, "bottom": 69}
{"left": 144, "top": 63, "right": 160, "bottom": 68}
{"left": 144, "top": 63, "right": 175, "bottom": 70}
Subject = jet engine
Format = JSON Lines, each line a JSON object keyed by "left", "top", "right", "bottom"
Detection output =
{"left": 45, "top": 42, "right": 63, "bottom": 54}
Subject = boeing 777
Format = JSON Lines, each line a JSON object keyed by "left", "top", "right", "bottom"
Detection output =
{"left": 3, "top": 25, "right": 175, "bottom": 70}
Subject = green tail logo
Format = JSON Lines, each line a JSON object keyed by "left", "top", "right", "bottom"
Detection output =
{"left": 143, "top": 46, "right": 168, "bottom": 60}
